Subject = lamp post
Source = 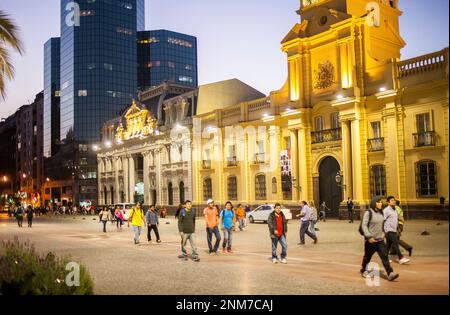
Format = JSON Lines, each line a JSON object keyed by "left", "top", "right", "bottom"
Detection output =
{"left": 335, "top": 172, "right": 347, "bottom": 190}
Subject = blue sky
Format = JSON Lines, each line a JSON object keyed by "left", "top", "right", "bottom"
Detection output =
{"left": 0, "top": 0, "right": 448, "bottom": 117}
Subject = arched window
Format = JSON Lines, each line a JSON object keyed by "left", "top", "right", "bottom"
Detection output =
{"left": 168, "top": 182, "right": 174, "bottom": 206}
{"left": 227, "top": 176, "right": 238, "bottom": 200}
{"left": 370, "top": 165, "right": 387, "bottom": 197}
{"left": 416, "top": 160, "right": 438, "bottom": 197}
{"left": 272, "top": 177, "right": 277, "bottom": 194}
{"left": 179, "top": 181, "right": 185, "bottom": 204}
{"left": 255, "top": 174, "right": 267, "bottom": 200}
{"left": 203, "top": 178, "right": 212, "bottom": 201}
{"left": 110, "top": 186, "right": 114, "bottom": 205}
{"left": 103, "top": 186, "right": 107, "bottom": 205}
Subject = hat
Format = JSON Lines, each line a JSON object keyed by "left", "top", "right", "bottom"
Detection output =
{"left": 207, "top": 199, "right": 214, "bottom": 205}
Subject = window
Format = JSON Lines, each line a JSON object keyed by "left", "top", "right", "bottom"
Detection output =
{"left": 168, "top": 182, "right": 174, "bottom": 206}
{"left": 255, "top": 174, "right": 267, "bottom": 200}
{"left": 416, "top": 160, "right": 437, "bottom": 197}
{"left": 78, "top": 90, "right": 88, "bottom": 97}
{"left": 371, "top": 121, "right": 382, "bottom": 139}
{"left": 168, "top": 62, "right": 176, "bottom": 68}
{"left": 370, "top": 165, "right": 387, "bottom": 197}
{"left": 179, "top": 182, "right": 185, "bottom": 204}
{"left": 315, "top": 116, "right": 324, "bottom": 131}
{"left": 228, "top": 176, "right": 238, "bottom": 200}
{"left": 179, "top": 76, "right": 193, "bottom": 83}
{"left": 416, "top": 113, "right": 431, "bottom": 133}
{"left": 203, "top": 178, "right": 212, "bottom": 201}
{"left": 104, "top": 63, "right": 113, "bottom": 71}
{"left": 331, "top": 112, "right": 341, "bottom": 129}
{"left": 272, "top": 177, "right": 277, "bottom": 194}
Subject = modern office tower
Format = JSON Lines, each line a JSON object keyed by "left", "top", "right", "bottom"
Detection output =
{"left": 43, "top": 38, "right": 61, "bottom": 158}
{"left": 137, "top": 30, "right": 198, "bottom": 91}
{"left": 60, "top": 0, "right": 145, "bottom": 143}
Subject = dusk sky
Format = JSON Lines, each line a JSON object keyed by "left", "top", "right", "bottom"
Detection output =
{"left": 0, "top": 0, "right": 448, "bottom": 118}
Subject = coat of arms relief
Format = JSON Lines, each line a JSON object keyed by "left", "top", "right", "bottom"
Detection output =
{"left": 313, "top": 60, "right": 335, "bottom": 90}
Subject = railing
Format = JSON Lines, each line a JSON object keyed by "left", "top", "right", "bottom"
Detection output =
{"left": 368, "top": 138, "right": 385, "bottom": 152}
{"left": 227, "top": 157, "right": 238, "bottom": 167}
{"left": 311, "top": 128, "right": 342, "bottom": 144}
{"left": 254, "top": 153, "right": 266, "bottom": 164}
{"left": 248, "top": 97, "right": 271, "bottom": 113}
{"left": 413, "top": 131, "right": 436, "bottom": 148}
{"left": 202, "top": 160, "right": 212, "bottom": 169}
{"left": 397, "top": 49, "right": 448, "bottom": 78}
{"left": 222, "top": 106, "right": 241, "bottom": 119}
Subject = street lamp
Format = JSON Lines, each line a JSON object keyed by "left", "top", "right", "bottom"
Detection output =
{"left": 335, "top": 172, "right": 347, "bottom": 189}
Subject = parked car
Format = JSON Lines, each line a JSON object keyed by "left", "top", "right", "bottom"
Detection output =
{"left": 114, "top": 203, "right": 135, "bottom": 221}
{"left": 247, "top": 204, "right": 293, "bottom": 224}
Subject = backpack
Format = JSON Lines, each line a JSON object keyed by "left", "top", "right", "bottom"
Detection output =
{"left": 358, "top": 210, "right": 373, "bottom": 237}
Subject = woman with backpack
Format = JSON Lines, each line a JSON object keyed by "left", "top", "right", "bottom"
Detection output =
{"left": 99, "top": 207, "right": 111, "bottom": 233}
{"left": 360, "top": 197, "right": 399, "bottom": 282}
{"left": 219, "top": 201, "right": 237, "bottom": 254}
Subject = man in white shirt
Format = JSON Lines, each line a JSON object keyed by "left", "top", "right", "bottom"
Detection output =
{"left": 297, "top": 201, "right": 318, "bottom": 245}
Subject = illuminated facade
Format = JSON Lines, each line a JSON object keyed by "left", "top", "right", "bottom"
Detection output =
{"left": 192, "top": 0, "right": 449, "bottom": 219}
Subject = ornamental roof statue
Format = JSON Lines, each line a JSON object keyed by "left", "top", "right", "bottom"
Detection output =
{"left": 115, "top": 99, "right": 157, "bottom": 142}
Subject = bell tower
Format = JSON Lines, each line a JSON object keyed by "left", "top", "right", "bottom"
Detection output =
{"left": 282, "top": 0, "right": 405, "bottom": 105}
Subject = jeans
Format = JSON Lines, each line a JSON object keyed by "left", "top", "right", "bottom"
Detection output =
{"left": 386, "top": 231, "right": 404, "bottom": 259}
{"left": 133, "top": 225, "right": 142, "bottom": 244}
{"left": 300, "top": 220, "right": 317, "bottom": 243}
{"left": 206, "top": 226, "right": 221, "bottom": 253}
{"left": 271, "top": 236, "right": 287, "bottom": 259}
{"left": 28, "top": 218, "right": 33, "bottom": 228}
{"left": 309, "top": 220, "right": 317, "bottom": 234}
{"left": 361, "top": 240, "right": 394, "bottom": 275}
{"left": 238, "top": 219, "right": 245, "bottom": 231}
{"left": 222, "top": 228, "right": 233, "bottom": 250}
{"left": 102, "top": 220, "right": 108, "bottom": 233}
{"left": 397, "top": 225, "right": 413, "bottom": 252}
{"left": 181, "top": 233, "right": 198, "bottom": 258}
{"left": 348, "top": 210, "right": 354, "bottom": 223}
{"left": 116, "top": 218, "right": 124, "bottom": 229}
{"left": 147, "top": 224, "right": 161, "bottom": 242}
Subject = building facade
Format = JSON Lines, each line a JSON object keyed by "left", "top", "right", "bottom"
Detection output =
{"left": 137, "top": 30, "right": 198, "bottom": 91}
{"left": 96, "top": 80, "right": 265, "bottom": 208}
{"left": 192, "top": 0, "right": 449, "bottom": 219}
{"left": 0, "top": 115, "right": 17, "bottom": 205}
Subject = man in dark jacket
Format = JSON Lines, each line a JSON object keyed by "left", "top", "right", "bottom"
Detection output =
{"left": 268, "top": 203, "right": 288, "bottom": 264}
{"left": 178, "top": 201, "right": 200, "bottom": 262}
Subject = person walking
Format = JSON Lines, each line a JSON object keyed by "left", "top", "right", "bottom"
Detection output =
{"left": 15, "top": 204, "right": 24, "bottom": 228}
{"left": 115, "top": 206, "right": 124, "bottom": 231}
{"left": 99, "top": 207, "right": 111, "bottom": 233}
{"left": 384, "top": 197, "right": 410, "bottom": 265}
{"left": 395, "top": 200, "right": 413, "bottom": 257}
{"left": 360, "top": 197, "right": 399, "bottom": 281}
{"left": 268, "top": 203, "right": 288, "bottom": 264}
{"left": 220, "top": 201, "right": 237, "bottom": 254}
{"left": 309, "top": 201, "right": 318, "bottom": 234}
{"left": 347, "top": 198, "right": 355, "bottom": 223}
{"left": 128, "top": 203, "right": 146, "bottom": 245}
{"left": 297, "top": 201, "right": 318, "bottom": 245}
{"left": 146, "top": 205, "right": 161, "bottom": 243}
{"left": 26, "top": 206, "right": 34, "bottom": 228}
{"left": 178, "top": 201, "right": 200, "bottom": 262}
{"left": 236, "top": 204, "right": 246, "bottom": 232}
{"left": 175, "top": 204, "right": 183, "bottom": 219}
{"left": 204, "top": 199, "right": 221, "bottom": 256}
{"left": 319, "top": 202, "right": 329, "bottom": 222}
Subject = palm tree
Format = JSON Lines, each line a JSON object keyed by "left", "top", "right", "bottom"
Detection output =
{"left": 0, "top": 9, "right": 24, "bottom": 100}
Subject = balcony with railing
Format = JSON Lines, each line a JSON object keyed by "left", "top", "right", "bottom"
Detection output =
{"left": 226, "top": 157, "right": 238, "bottom": 167}
{"left": 397, "top": 48, "right": 448, "bottom": 78}
{"left": 368, "top": 138, "right": 385, "bottom": 152}
{"left": 311, "top": 128, "right": 342, "bottom": 144}
{"left": 202, "top": 160, "right": 212, "bottom": 170}
{"left": 413, "top": 131, "right": 436, "bottom": 148}
{"left": 254, "top": 153, "right": 266, "bottom": 164}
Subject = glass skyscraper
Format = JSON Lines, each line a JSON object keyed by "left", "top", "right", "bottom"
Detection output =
{"left": 60, "top": 0, "right": 145, "bottom": 143}
{"left": 137, "top": 30, "right": 198, "bottom": 91}
{"left": 43, "top": 38, "right": 61, "bottom": 158}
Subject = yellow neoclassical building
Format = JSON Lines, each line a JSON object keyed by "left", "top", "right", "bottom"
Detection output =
{"left": 192, "top": 0, "right": 449, "bottom": 219}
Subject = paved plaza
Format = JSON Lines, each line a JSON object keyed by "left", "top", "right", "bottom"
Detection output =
{"left": 0, "top": 214, "right": 448, "bottom": 295}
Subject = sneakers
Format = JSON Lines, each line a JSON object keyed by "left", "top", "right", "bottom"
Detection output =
{"left": 361, "top": 271, "right": 370, "bottom": 278}
{"left": 387, "top": 272, "right": 399, "bottom": 281}
{"left": 280, "top": 258, "right": 288, "bottom": 264}
{"left": 178, "top": 255, "right": 187, "bottom": 259}
{"left": 157, "top": 240, "right": 162, "bottom": 244}
{"left": 272, "top": 258, "right": 278, "bottom": 264}
{"left": 298, "top": 242, "right": 305, "bottom": 246}
{"left": 399, "top": 258, "right": 411, "bottom": 265}
{"left": 314, "top": 238, "right": 318, "bottom": 244}
{"left": 227, "top": 249, "right": 233, "bottom": 254}
{"left": 209, "top": 252, "right": 215, "bottom": 256}
{"left": 408, "top": 248, "right": 413, "bottom": 257}
{"left": 193, "top": 257, "right": 201, "bottom": 263}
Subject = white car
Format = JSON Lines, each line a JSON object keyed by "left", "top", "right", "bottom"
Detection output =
{"left": 247, "top": 204, "right": 293, "bottom": 223}
{"left": 114, "top": 203, "right": 135, "bottom": 221}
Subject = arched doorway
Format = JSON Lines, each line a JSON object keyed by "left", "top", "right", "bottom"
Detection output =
{"left": 179, "top": 182, "right": 185, "bottom": 205}
{"left": 319, "top": 157, "right": 342, "bottom": 218}
{"left": 168, "top": 182, "right": 174, "bottom": 206}
{"left": 110, "top": 186, "right": 115, "bottom": 205}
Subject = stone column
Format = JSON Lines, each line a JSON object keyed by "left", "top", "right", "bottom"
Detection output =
{"left": 298, "top": 126, "right": 313, "bottom": 202}
{"left": 143, "top": 152, "right": 150, "bottom": 206}
{"left": 97, "top": 158, "right": 103, "bottom": 205}
{"left": 290, "top": 129, "right": 299, "bottom": 202}
{"left": 128, "top": 155, "right": 136, "bottom": 204}
{"left": 123, "top": 156, "right": 129, "bottom": 203}
{"left": 341, "top": 120, "right": 353, "bottom": 198}
{"left": 114, "top": 157, "right": 121, "bottom": 203}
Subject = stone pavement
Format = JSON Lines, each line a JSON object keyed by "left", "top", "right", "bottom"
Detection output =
{"left": 0, "top": 214, "right": 448, "bottom": 295}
